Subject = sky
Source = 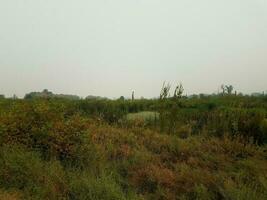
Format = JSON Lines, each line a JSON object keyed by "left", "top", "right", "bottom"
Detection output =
{"left": 0, "top": 0, "right": 267, "bottom": 98}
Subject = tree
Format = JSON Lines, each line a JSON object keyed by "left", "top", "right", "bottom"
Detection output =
{"left": 159, "top": 82, "right": 171, "bottom": 132}
{"left": 132, "top": 91, "right": 135, "bottom": 101}
{"left": 221, "top": 84, "right": 234, "bottom": 95}
{"left": 119, "top": 96, "right": 125, "bottom": 101}
{"left": 160, "top": 82, "right": 171, "bottom": 100}
{"left": 225, "top": 85, "right": 234, "bottom": 95}
{"left": 13, "top": 94, "right": 18, "bottom": 99}
{"left": 173, "top": 83, "right": 184, "bottom": 99}
{"left": 221, "top": 84, "right": 226, "bottom": 95}
{"left": 169, "top": 83, "right": 184, "bottom": 134}
{"left": 159, "top": 82, "right": 184, "bottom": 134}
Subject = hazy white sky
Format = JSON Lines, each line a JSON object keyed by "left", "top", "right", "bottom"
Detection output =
{"left": 0, "top": 0, "right": 267, "bottom": 98}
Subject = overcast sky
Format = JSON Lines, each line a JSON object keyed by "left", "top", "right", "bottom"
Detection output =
{"left": 0, "top": 0, "right": 266, "bottom": 98}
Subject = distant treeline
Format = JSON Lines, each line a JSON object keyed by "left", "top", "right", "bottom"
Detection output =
{"left": 22, "top": 89, "right": 110, "bottom": 100}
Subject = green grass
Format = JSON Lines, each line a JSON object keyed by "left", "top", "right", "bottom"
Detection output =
{"left": 126, "top": 111, "right": 159, "bottom": 122}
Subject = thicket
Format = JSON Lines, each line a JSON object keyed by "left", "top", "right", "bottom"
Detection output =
{"left": 55, "top": 88, "right": 267, "bottom": 144}
{"left": 0, "top": 91, "right": 267, "bottom": 199}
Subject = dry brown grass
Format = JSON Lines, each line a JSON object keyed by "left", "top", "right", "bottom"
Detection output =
{"left": 0, "top": 190, "right": 21, "bottom": 200}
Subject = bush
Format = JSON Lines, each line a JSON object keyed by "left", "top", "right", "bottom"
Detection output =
{"left": 0, "top": 145, "right": 67, "bottom": 199}
{"left": 0, "top": 102, "right": 95, "bottom": 165}
{"left": 68, "top": 172, "right": 130, "bottom": 200}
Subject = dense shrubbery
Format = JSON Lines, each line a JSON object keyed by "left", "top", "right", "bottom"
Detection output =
{"left": 0, "top": 95, "right": 267, "bottom": 199}
{"left": 0, "top": 101, "right": 91, "bottom": 163}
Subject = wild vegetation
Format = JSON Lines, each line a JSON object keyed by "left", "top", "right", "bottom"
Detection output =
{"left": 0, "top": 85, "right": 267, "bottom": 199}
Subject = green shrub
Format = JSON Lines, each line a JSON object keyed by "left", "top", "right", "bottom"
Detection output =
{"left": 68, "top": 172, "right": 130, "bottom": 200}
{"left": 0, "top": 145, "right": 67, "bottom": 199}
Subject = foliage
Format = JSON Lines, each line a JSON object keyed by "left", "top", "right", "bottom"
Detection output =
{"left": 0, "top": 94, "right": 267, "bottom": 199}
